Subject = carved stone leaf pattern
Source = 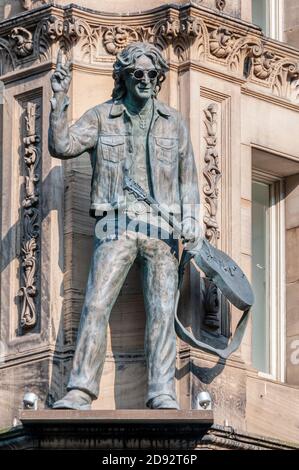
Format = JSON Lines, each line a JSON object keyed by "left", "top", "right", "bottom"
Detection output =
{"left": 227, "top": 38, "right": 263, "bottom": 74}
{"left": 18, "top": 102, "right": 41, "bottom": 330}
{"left": 203, "top": 103, "right": 221, "bottom": 245}
{"left": 153, "top": 16, "right": 203, "bottom": 60}
{"left": 271, "top": 61, "right": 299, "bottom": 102}
{"left": 154, "top": 17, "right": 181, "bottom": 42}
{"left": 202, "top": 105, "right": 222, "bottom": 331}
{"left": 173, "top": 16, "right": 202, "bottom": 61}
{"left": 35, "top": 15, "right": 91, "bottom": 63}
{"left": 1, "top": 6, "right": 299, "bottom": 105}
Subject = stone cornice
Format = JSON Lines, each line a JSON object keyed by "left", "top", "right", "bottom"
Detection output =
{"left": 1, "top": 416, "right": 297, "bottom": 450}
{"left": 242, "top": 86, "right": 299, "bottom": 113}
{"left": 0, "top": 2, "right": 299, "bottom": 105}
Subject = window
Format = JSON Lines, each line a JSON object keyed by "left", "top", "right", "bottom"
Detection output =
{"left": 252, "top": 0, "right": 283, "bottom": 41}
{"left": 252, "top": 181, "right": 270, "bottom": 373}
{"left": 252, "top": 173, "right": 285, "bottom": 381}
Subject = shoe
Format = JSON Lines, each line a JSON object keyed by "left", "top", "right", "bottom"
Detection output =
{"left": 147, "top": 394, "right": 180, "bottom": 410}
{"left": 52, "top": 389, "right": 92, "bottom": 410}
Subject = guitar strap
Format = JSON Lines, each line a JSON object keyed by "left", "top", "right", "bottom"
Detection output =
{"left": 174, "top": 250, "right": 251, "bottom": 360}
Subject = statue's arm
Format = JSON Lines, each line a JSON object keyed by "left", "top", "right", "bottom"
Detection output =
{"left": 48, "top": 51, "right": 98, "bottom": 159}
{"left": 178, "top": 117, "right": 201, "bottom": 242}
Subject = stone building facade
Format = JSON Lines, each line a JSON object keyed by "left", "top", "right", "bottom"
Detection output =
{"left": 0, "top": 0, "right": 298, "bottom": 447}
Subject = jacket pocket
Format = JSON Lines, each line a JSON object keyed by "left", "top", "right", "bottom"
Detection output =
{"left": 155, "top": 137, "right": 178, "bottom": 164}
{"left": 100, "top": 135, "right": 125, "bottom": 163}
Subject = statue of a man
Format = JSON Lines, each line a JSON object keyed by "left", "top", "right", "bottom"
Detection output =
{"left": 49, "top": 42, "right": 200, "bottom": 410}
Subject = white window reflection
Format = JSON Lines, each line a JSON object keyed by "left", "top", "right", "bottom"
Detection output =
{"left": 252, "top": 0, "right": 283, "bottom": 41}
{"left": 252, "top": 181, "right": 270, "bottom": 373}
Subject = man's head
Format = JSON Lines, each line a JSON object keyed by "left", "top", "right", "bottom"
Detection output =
{"left": 112, "top": 42, "right": 169, "bottom": 102}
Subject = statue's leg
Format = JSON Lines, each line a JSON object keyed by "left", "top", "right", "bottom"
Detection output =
{"left": 53, "top": 234, "right": 137, "bottom": 409}
{"left": 140, "top": 235, "right": 179, "bottom": 409}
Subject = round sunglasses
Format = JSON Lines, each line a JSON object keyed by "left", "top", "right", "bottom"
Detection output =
{"left": 130, "top": 69, "right": 158, "bottom": 80}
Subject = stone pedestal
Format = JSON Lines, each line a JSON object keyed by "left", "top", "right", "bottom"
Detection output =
{"left": 0, "top": 410, "right": 296, "bottom": 450}
{"left": 18, "top": 410, "right": 213, "bottom": 450}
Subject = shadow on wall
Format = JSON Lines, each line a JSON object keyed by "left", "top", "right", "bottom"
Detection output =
{"left": 1, "top": 160, "right": 65, "bottom": 273}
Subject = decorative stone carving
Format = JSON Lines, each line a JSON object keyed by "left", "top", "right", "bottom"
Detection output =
{"left": 37, "top": 15, "right": 91, "bottom": 62}
{"left": 100, "top": 16, "right": 202, "bottom": 60}
{"left": 155, "top": 18, "right": 181, "bottom": 42}
{"left": 0, "top": 40, "right": 15, "bottom": 75}
{"left": 228, "top": 37, "right": 263, "bottom": 74}
{"left": 153, "top": 16, "right": 203, "bottom": 60}
{"left": 18, "top": 101, "right": 41, "bottom": 330}
{"left": 63, "top": 17, "right": 89, "bottom": 42}
{"left": 21, "top": 0, "right": 47, "bottom": 10}
{"left": 41, "top": 15, "right": 64, "bottom": 42}
{"left": 215, "top": 0, "right": 226, "bottom": 11}
{"left": 0, "top": 5, "right": 299, "bottom": 106}
{"left": 103, "top": 26, "right": 139, "bottom": 55}
{"left": 272, "top": 61, "right": 299, "bottom": 102}
{"left": 202, "top": 103, "right": 222, "bottom": 330}
{"left": 9, "top": 27, "right": 33, "bottom": 57}
{"left": 209, "top": 27, "right": 234, "bottom": 59}
{"left": 253, "top": 50, "right": 275, "bottom": 79}
{"left": 203, "top": 103, "right": 221, "bottom": 245}
{"left": 180, "top": 16, "right": 202, "bottom": 38}
{"left": 175, "top": 17, "right": 202, "bottom": 60}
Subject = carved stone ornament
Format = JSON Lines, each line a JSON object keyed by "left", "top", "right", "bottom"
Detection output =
{"left": 18, "top": 102, "right": 41, "bottom": 330}
{"left": 21, "top": 0, "right": 47, "bottom": 10}
{"left": 41, "top": 15, "right": 64, "bottom": 42}
{"left": 203, "top": 103, "right": 221, "bottom": 245}
{"left": 215, "top": 0, "right": 226, "bottom": 11}
{"left": 272, "top": 61, "right": 299, "bottom": 102}
{"left": 0, "top": 5, "right": 298, "bottom": 104}
{"left": 253, "top": 50, "right": 276, "bottom": 79}
{"left": 209, "top": 27, "right": 234, "bottom": 59}
{"left": 9, "top": 27, "right": 33, "bottom": 57}
{"left": 103, "top": 26, "right": 139, "bottom": 55}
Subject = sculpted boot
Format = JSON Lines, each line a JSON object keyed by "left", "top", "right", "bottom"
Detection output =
{"left": 147, "top": 394, "right": 180, "bottom": 410}
{"left": 52, "top": 389, "right": 92, "bottom": 410}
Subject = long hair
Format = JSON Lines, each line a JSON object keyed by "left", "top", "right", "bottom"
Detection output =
{"left": 112, "top": 42, "right": 169, "bottom": 100}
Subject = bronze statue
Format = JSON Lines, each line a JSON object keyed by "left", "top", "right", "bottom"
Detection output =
{"left": 49, "top": 42, "right": 253, "bottom": 411}
{"left": 49, "top": 42, "right": 200, "bottom": 410}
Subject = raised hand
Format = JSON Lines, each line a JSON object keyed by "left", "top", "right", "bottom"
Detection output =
{"left": 51, "top": 49, "right": 71, "bottom": 94}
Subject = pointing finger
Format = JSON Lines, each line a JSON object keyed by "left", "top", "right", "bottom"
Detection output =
{"left": 61, "top": 64, "right": 71, "bottom": 74}
{"left": 56, "top": 49, "right": 62, "bottom": 70}
{"left": 64, "top": 59, "right": 71, "bottom": 71}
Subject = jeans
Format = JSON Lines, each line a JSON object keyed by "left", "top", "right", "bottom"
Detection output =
{"left": 67, "top": 224, "right": 179, "bottom": 405}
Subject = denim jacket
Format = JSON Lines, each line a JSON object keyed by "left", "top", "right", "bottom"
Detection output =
{"left": 49, "top": 94, "right": 200, "bottom": 221}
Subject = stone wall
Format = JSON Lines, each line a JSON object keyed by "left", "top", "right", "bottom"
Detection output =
{"left": 284, "top": 0, "right": 299, "bottom": 47}
{"left": 0, "top": 1, "right": 244, "bottom": 20}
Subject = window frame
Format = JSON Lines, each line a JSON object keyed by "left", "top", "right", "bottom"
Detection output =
{"left": 252, "top": 169, "right": 286, "bottom": 382}
{"left": 269, "top": 0, "right": 284, "bottom": 42}
{"left": 252, "top": 0, "right": 284, "bottom": 41}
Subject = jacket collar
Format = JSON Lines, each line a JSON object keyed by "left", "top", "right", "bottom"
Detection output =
{"left": 110, "top": 98, "right": 170, "bottom": 118}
